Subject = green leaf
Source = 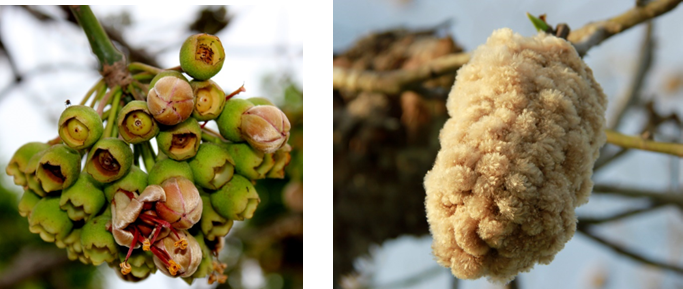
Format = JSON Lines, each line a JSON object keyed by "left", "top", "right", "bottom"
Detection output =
{"left": 526, "top": 12, "right": 550, "bottom": 32}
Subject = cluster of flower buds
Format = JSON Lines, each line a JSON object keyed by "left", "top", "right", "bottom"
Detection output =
{"left": 5, "top": 33, "right": 292, "bottom": 284}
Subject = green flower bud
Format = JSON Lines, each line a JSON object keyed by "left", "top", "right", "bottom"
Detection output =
{"left": 210, "top": 174, "right": 259, "bottom": 221}
{"left": 118, "top": 101, "right": 160, "bottom": 144}
{"left": 216, "top": 98, "right": 254, "bottom": 142}
{"left": 64, "top": 229, "right": 90, "bottom": 264}
{"left": 58, "top": 105, "right": 103, "bottom": 150}
{"left": 247, "top": 97, "right": 274, "bottom": 106}
{"left": 104, "top": 165, "right": 148, "bottom": 203}
{"left": 24, "top": 149, "right": 48, "bottom": 197}
{"left": 118, "top": 250, "right": 157, "bottom": 280}
{"left": 59, "top": 172, "right": 106, "bottom": 221}
{"left": 155, "top": 177, "right": 202, "bottom": 229}
{"left": 157, "top": 118, "right": 201, "bottom": 161}
{"left": 200, "top": 195, "right": 233, "bottom": 241}
{"left": 267, "top": 144, "right": 292, "bottom": 179}
{"left": 81, "top": 212, "right": 118, "bottom": 266}
{"left": 18, "top": 189, "right": 42, "bottom": 218}
{"left": 28, "top": 196, "right": 73, "bottom": 244}
{"left": 191, "top": 80, "right": 225, "bottom": 121}
{"left": 189, "top": 142, "right": 234, "bottom": 190}
{"left": 36, "top": 144, "right": 81, "bottom": 193}
{"left": 224, "top": 143, "right": 270, "bottom": 180}
{"left": 241, "top": 105, "right": 291, "bottom": 153}
{"left": 6, "top": 142, "right": 50, "bottom": 187}
{"left": 148, "top": 158, "right": 194, "bottom": 185}
{"left": 179, "top": 33, "right": 225, "bottom": 81}
{"left": 147, "top": 71, "right": 194, "bottom": 126}
{"left": 86, "top": 138, "right": 133, "bottom": 183}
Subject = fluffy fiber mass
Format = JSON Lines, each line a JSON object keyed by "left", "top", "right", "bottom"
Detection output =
{"left": 424, "top": 28, "right": 607, "bottom": 282}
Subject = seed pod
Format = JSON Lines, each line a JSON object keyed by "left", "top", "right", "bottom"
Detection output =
{"left": 241, "top": 105, "right": 291, "bottom": 153}
{"left": 155, "top": 177, "right": 203, "bottom": 230}
{"left": 148, "top": 158, "right": 194, "bottom": 185}
{"left": 104, "top": 165, "right": 148, "bottom": 203}
{"left": 35, "top": 144, "right": 81, "bottom": 193}
{"left": 118, "top": 101, "right": 160, "bottom": 144}
{"left": 191, "top": 80, "right": 225, "bottom": 121}
{"left": 224, "top": 143, "right": 271, "bottom": 180}
{"left": 86, "top": 138, "right": 133, "bottom": 183}
{"left": 424, "top": 28, "right": 607, "bottom": 283}
{"left": 81, "top": 211, "right": 118, "bottom": 266}
{"left": 59, "top": 172, "right": 106, "bottom": 222}
{"left": 189, "top": 142, "right": 235, "bottom": 190}
{"left": 267, "top": 144, "right": 292, "bottom": 179}
{"left": 147, "top": 71, "right": 194, "bottom": 126}
{"left": 58, "top": 105, "right": 103, "bottom": 149}
{"left": 28, "top": 196, "right": 73, "bottom": 244}
{"left": 210, "top": 174, "right": 259, "bottom": 221}
{"left": 18, "top": 189, "right": 42, "bottom": 218}
{"left": 179, "top": 33, "right": 225, "bottom": 81}
{"left": 6, "top": 142, "right": 50, "bottom": 187}
{"left": 157, "top": 118, "right": 201, "bottom": 161}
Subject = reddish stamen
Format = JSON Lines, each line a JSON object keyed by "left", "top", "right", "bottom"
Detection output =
{"left": 124, "top": 226, "right": 141, "bottom": 262}
{"left": 139, "top": 214, "right": 181, "bottom": 239}
{"left": 200, "top": 121, "right": 209, "bottom": 128}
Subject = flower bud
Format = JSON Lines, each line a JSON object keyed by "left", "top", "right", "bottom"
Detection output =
{"left": 179, "top": 33, "right": 225, "bottom": 81}
{"left": 86, "top": 138, "right": 133, "bottom": 183}
{"left": 200, "top": 195, "right": 233, "bottom": 241}
{"left": 148, "top": 158, "right": 194, "bottom": 185}
{"left": 118, "top": 101, "right": 160, "bottom": 144}
{"left": 18, "top": 189, "right": 41, "bottom": 218}
{"left": 267, "top": 144, "right": 292, "bottom": 179}
{"left": 157, "top": 118, "right": 201, "bottom": 161}
{"left": 59, "top": 172, "right": 106, "bottom": 221}
{"left": 189, "top": 142, "right": 234, "bottom": 190}
{"left": 216, "top": 98, "right": 254, "bottom": 142}
{"left": 81, "top": 212, "right": 118, "bottom": 265}
{"left": 6, "top": 142, "right": 49, "bottom": 187}
{"left": 147, "top": 71, "right": 194, "bottom": 126}
{"left": 241, "top": 105, "right": 291, "bottom": 153}
{"left": 224, "top": 143, "right": 271, "bottom": 180}
{"left": 155, "top": 177, "right": 202, "bottom": 230}
{"left": 210, "top": 174, "right": 259, "bottom": 221}
{"left": 58, "top": 105, "right": 103, "bottom": 150}
{"left": 152, "top": 230, "right": 202, "bottom": 277}
{"left": 28, "top": 196, "right": 73, "bottom": 244}
{"left": 191, "top": 80, "right": 225, "bottom": 121}
{"left": 24, "top": 149, "right": 48, "bottom": 197}
{"left": 36, "top": 144, "right": 81, "bottom": 193}
{"left": 104, "top": 165, "right": 148, "bottom": 203}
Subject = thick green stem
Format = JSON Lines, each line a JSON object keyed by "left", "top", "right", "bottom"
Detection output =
{"left": 70, "top": 6, "right": 123, "bottom": 68}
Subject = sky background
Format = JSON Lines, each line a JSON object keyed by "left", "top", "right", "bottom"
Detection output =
{"left": 335, "top": 0, "right": 683, "bottom": 288}
{"left": 0, "top": 5, "right": 304, "bottom": 289}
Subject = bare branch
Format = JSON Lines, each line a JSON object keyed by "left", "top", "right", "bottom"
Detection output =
{"left": 578, "top": 203, "right": 666, "bottom": 225}
{"left": 592, "top": 184, "right": 683, "bottom": 208}
{"left": 605, "top": 128, "right": 683, "bottom": 157}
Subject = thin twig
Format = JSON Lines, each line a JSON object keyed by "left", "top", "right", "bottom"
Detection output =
{"left": 578, "top": 203, "right": 666, "bottom": 225}
{"left": 605, "top": 128, "right": 683, "bottom": 157}
{"left": 577, "top": 226, "right": 683, "bottom": 274}
{"left": 594, "top": 146, "right": 629, "bottom": 171}
{"left": 592, "top": 184, "right": 683, "bottom": 208}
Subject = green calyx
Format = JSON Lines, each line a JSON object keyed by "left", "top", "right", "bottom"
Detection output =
{"left": 157, "top": 118, "right": 201, "bottom": 161}
{"left": 103, "top": 165, "right": 148, "bottom": 203}
{"left": 179, "top": 33, "right": 225, "bottom": 81}
{"left": 58, "top": 105, "right": 103, "bottom": 150}
{"left": 189, "top": 142, "right": 235, "bottom": 190}
{"left": 59, "top": 172, "right": 106, "bottom": 222}
{"left": 148, "top": 158, "right": 194, "bottom": 185}
{"left": 80, "top": 213, "right": 118, "bottom": 266}
{"left": 86, "top": 138, "right": 133, "bottom": 183}
{"left": 28, "top": 196, "right": 73, "bottom": 244}
{"left": 6, "top": 142, "right": 50, "bottom": 187}
{"left": 210, "top": 174, "right": 260, "bottom": 221}
{"left": 118, "top": 250, "right": 157, "bottom": 279}
{"left": 191, "top": 79, "right": 225, "bottom": 121}
{"left": 267, "top": 144, "right": 292, "bottom": 179}
{"left": 25, "top": 149, "right": 49, "bottom": 197}
{"left": 200, "top": 195, "right": 234, "bottom": 241}
{"left": 36, "top": 144, "right": 82, "bottom": 193}
{"left": 18, "top": 189, "right": 42, "bottom": 218}
{"left": 216, "top": 98, "right": 254, "bottom": 142}
{"left": 224, "top": 143, "right": 269, "bottom": 180}
{"left": 64, "top": 229, "right": 90, "bottom": 264}
{"left": 118, "top": 101, "right": 159, "bottom": 144}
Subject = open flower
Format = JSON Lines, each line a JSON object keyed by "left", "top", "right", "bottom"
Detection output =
{"left": 86, "top": 138, "right": 133, "bottom": 183}
{"left": 152, "top": 230, "right": 202, "bottom": 277}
